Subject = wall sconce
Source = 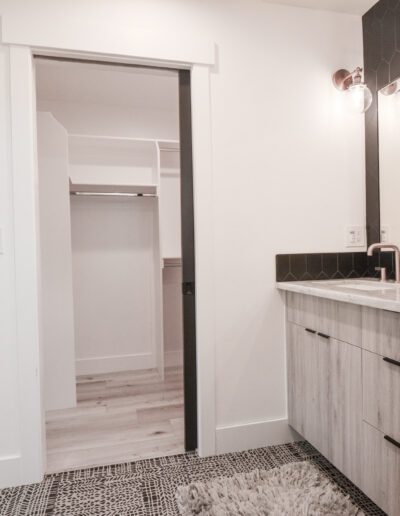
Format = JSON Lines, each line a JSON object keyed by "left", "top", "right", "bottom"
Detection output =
{"left": 381, "top": 80, "right": 400, "bottom": 110}
{"left": 381, "top": 80, "right": 400, "bottom": 96}
{"left": 332, "top": 67, "right": 373, "bottom": 114}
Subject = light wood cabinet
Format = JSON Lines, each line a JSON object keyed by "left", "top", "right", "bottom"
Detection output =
{"left": 287, "top": 321, "right": 362, "bottom": 486}
{"left": 285, "top": 291, "right": 400, "bottom": 514}
{"left": 362, "top": 421, "right": 400, "bottom": 515}
{"left": 363, "top": 349, "right": 400, "bottom": 442}
{"left": 287, "top": 323, "right": 329, "bottom": 457}
{"left": 362, "top": 306, "right": 400, "bottom": 362}
{"left": 328, "top": 335, "right": 362, "bottom": 484}
{"left": 285, "top": 292, "right": 400, "bottom": 514}
{"left": 361, "top": 347, "right": 400, "bottom": 515}
{"left": 287, "top": 292, "right": 362, "bottom": 347}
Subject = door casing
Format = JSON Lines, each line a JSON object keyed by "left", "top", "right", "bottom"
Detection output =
{"left": 5, "top": 38, "right": 216, "bottom": 487}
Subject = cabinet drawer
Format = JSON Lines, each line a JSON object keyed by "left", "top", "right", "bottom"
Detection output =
{"left": 363, "top": 350, "right": 400, "bottom": 442}
{"left": 362, "top": 422, "right": 400, "bottom": 515}
{"left": 362, "top": 306, "right": 400, "bottom": 361}
{"left": 286, "top": 292, "right": 361, "bottom": 346}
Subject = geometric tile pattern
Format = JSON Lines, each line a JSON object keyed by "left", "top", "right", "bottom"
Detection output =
{"left": 276, "top": 251, "right": 396, "bottom": 282}
{"left": 363, "top": 3, "right": 400, "bottom": 245}
{"left": 0, "top": 442, "right": 384, "bottom": 516}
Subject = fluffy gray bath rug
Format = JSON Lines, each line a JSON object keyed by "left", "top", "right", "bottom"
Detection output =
{"left": 176, "top": 460, "right": 364, "bottom": 515}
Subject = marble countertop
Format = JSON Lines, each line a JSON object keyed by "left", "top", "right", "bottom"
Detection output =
{"left": 277, "top": 278, "right": 400, "bottom": 313}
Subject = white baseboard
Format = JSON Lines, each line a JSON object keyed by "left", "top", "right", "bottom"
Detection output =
{"left": 76, "top": 352, "right": 155, "bottom": 375}
{"left": 216, "top": 417, "right": 302, "bottom": 455}
{"left": 164, "top": 349, "right": 183, "bottom": 368}
{"left": 0, "top": 455, "right": 21, "bottom": 489}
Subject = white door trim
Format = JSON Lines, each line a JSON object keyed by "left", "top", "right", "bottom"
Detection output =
{"left": 9, "top": 45, "right": 44, "bottom": 485}
{"left": 190, "top": 65, "right": 216, "bottom": 457}
{"left": 7, "top": 39, "right": 216, "bottom": 486}
{"left": 1, "top": 15, "right": 215, "bottom": 67}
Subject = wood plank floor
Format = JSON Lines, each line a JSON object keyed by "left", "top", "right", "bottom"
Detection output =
{"left": 45, "top": 367, "right": 184, "bottom": 474}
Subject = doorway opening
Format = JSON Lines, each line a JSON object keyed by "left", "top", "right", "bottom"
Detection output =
{"left": 34, "top": 57, "right": 197, "bottom": 473}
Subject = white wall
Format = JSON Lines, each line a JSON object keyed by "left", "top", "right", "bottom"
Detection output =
{"left": 37, "top": 112, "right": 77, "bottom": 411}
{"left": 163, "top": 265, "right": 184, "bottom": 367}
{"left": 68, "top": 137, "right": 159, "bottom": 188}
{"left": 37, "top": 100, "right": 178, "bottom": 141}
{"left": 160, "top": 150, "right": 183, "bottom": 367}
{"left": 207, "top": 4, "right": 365, "bottom": 438}
{"left": 160, "top": 151, "right": 181, "bottom": 259}
{"left": 160, "top": 151, "right": 183, "bottom": 367}
{"left": 0, "top": 0, "right": 366, "bottom": 486}
{"left": 71, "top": 195, "right": 159, "bottom": 375}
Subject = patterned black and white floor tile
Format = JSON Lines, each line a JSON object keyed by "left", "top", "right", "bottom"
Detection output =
{"left": 0, "top": 442, "right": 385, "bottom": 516}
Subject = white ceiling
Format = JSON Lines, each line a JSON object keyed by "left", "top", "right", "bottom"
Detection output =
{"left": 262, "top": 0, "right": 378, "bottom": 15}
{"left": 35, "top": 59, "right": 179, "bottom": 111}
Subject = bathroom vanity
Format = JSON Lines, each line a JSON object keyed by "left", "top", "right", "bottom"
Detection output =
{"left": 277, "top": 279, "right": 400, "bottom": 515}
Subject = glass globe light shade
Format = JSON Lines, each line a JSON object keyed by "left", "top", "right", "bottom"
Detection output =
{"left": 347, "top": 83, "right": 373, "bottom": 114}
{"left": 395, "top": 89, "right": 400, "bottom": 108}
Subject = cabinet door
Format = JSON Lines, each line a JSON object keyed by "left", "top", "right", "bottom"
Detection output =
{"left": 287, "top": 323, "right": 362, "bottom": 486}
{"left": 327, "top": 336, "right": 362, "bottom": 486}
{"left": 287, "top": 323, "right": 329, "bottom": 457}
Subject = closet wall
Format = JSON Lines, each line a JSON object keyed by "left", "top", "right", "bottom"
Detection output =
{"left": 160, "top": 150, "right": 183, "bottom": 367}
{"left": 160, "top": 150, "right": 181, "bottom": 259}
{"left": 70, "top": 195, "right": 159, "bottom": 375}
{"left": 37, "top": 112, "right": 76, "bottom": 410}
{"left": 36, "top": 60, "right": 183, "bottom": 408}
{"left": 163, "top": 265, "right": 183, "bottom": 367}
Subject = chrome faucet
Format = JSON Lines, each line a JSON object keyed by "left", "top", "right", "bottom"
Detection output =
{"left": 367, "top": 243, "right": 400, "bottom": 283}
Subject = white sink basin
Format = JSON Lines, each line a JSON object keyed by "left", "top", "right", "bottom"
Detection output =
{"left": 335, "top": 282, "right": 396, "bottom": 292}
{"left": 310, "top": 280, "right": 397, "bottom": 292}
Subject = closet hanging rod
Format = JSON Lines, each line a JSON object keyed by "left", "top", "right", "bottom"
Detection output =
{"left": 159, "top": 147, "right": 180, "bottom": 152}
{"left": 70, "top": 192, "right": 157, "bottom": 198}
{"left": 164, "top": 262, "right": 182, "bottom": 269}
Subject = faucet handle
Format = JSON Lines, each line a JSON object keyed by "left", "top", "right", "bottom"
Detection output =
{"left": 375, "top": 266, "right": 387, "bottom": 282}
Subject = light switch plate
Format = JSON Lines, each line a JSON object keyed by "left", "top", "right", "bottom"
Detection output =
{"left": 345, "top": 226, "right": 365, "bottom": 247}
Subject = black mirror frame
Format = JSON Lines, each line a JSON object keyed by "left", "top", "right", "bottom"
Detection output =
{"left": 363, "top": 2, "right": 400, "bottom": 246}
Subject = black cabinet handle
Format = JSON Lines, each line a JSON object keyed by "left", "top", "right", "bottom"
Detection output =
{"left": 384, "top": 435, "right": 400, "bottom": 450}
{"left": 317, "top": 332, "right": 330, "bottom": 339}
{"left": 383, "top": 357, "right": 400, "bottom": 368}
{"left": 305, "top": 328, "right": 316, "bottom": 334}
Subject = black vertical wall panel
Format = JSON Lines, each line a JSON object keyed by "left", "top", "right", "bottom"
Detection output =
{"left": 178, "top": 70, "right": 198, "bottom": 451}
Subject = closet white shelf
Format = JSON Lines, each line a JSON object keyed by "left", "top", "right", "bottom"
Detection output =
{"left": 68, "top": 133, "right": 179, "bottom": 146}
{"left": 163, "top": 257, "right": 182, "bottom": 268}
{"left": 69, "top": 182, "right": 157, "bottom": 196}
{"left": 158, "top": 141, "right": 180, "bottom": 152}
{"left": 67, "top": 135, "right": 180, "bottom": 196}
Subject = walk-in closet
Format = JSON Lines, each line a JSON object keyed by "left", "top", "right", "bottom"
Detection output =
{"left": 35, "top": 58, "right": 185, "bottom": 473}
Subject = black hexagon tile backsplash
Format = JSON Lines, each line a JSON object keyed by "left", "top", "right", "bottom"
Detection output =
{"left": 276, "top": 252, "right": 395, "bottom": 282}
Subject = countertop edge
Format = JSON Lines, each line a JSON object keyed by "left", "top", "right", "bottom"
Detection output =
{"left": 276, "top": 281, "right": 400, "bottom": 313}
